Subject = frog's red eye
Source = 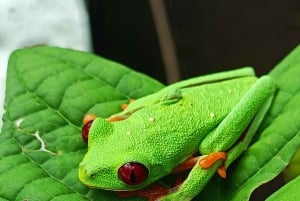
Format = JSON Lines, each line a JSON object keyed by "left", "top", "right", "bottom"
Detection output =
{"left": 118, "top": 162, "right": 149, "bottom": 185}
{"left": 81, "top": 120, "right": 94, "bottom": 143}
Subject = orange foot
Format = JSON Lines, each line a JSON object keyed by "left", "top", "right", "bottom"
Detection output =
{"left": 83, "top": 114, "right": 96, "bottom": 124}
{"left": 199, "top": 152, "right": 227, "bottom": 178}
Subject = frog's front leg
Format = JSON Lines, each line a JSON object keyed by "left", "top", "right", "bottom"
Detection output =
{"left": 82, "top": 98, "right": 135, "bottom": 125}
{"left": 157, "top": 159, "right": 222, "bottom": 201}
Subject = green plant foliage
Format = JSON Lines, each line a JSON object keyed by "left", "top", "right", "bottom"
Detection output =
{"left": 266, "top": 175, "right": 300, "bottom": 201}
{"left": 283, "top": 149, "right": 300, "bottom": 182}
{"left": 1, "top": 45, "right": 300, "bottom": 201}
{"left": 0, "top": 46, "right": 164, "bottom": 201}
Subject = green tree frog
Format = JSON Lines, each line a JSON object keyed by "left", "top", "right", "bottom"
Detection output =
{"left": 78, "top": 67, "right": 276, "bottom": 200}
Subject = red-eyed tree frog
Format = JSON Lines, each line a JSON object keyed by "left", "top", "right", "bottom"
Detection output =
{"left": 78, "top": 67, "right": 276, "bottom": 200}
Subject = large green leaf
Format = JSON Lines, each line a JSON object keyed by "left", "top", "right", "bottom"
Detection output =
{"left": 2, "top": 45, "right": 300, "bottom": 201}
{"left": 283, "top": 148, "right": 300, "bottom": 182}
{"left": 0, "top": 46, "right": 164, "bottom": 201}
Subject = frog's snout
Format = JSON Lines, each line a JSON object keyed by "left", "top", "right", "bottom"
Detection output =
{"left": 78, "top": 162, "right": 97, "bottom": 182}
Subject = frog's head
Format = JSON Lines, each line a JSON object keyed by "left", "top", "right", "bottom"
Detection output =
{"left": 78, "top": 117, "right": 167, "bottom": 191}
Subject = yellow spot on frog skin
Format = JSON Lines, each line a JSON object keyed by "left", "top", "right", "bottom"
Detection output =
{"left": 210, "top": 112, "right": 216, "bottom": 118}
{"left": 126, "top": 131, "right": 131, "bottom": 135}
{"left": 149, "top": 117, "right": 155, "bottom": 122}
{"left": 228, "top": 89, "right": 232, "bottom": 94}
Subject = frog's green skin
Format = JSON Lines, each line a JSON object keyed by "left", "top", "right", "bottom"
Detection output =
{"left": 79, "top": 67, "right": 276, "bottom": 200}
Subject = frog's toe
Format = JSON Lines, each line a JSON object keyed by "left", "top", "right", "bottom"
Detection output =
{"left": 83, "top": 114, "right": 96, "bottom": 124}
{"left": 199, "top": 152, "right": 227, "bottom": 169}
{"left": 198, "top": 152, "right": 227, "bottom": 178}
{"left": 217, "top": 163, "right": 227, "bottom": 178}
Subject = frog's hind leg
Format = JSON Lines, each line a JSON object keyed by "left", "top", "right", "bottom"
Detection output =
{"left": 107, "top": 99, "right": 135, "bottom": 122}
{"left": 121, "top": 99, "right": 135, "bottom": 110}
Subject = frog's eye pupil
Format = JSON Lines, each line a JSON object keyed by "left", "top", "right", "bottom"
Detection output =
{"left": 118, "top": 162, "right": 148, "bottom": 185}
{"left": 81, "top": 120, "right": 94, "bottom": 143}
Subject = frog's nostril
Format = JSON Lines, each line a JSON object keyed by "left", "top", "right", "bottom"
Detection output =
{"left": 87, "top": 171, "right": 96, "bottom": 179}
{"left": 79, "top": 163, "right": 97, "bottom": 179}
{"left": 85, "top": 169, "right": 96, "bottom": 179}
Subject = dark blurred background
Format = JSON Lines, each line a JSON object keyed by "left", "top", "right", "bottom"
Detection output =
{"left": 88, "top": 0, "right": 300, "bottom": 85}
{"left": 87, "top": 1, "right": 300, "bottom": 199}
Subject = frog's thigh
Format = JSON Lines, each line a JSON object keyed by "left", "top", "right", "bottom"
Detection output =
{"left": 199, "top": 76, "right": 276, "bottom": 154}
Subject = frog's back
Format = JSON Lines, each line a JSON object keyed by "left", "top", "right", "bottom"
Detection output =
{"left": 110, "top": 75, "right": 258, "bottom": 171}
